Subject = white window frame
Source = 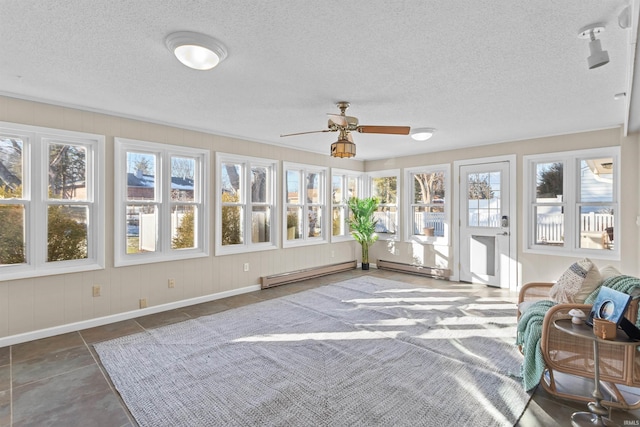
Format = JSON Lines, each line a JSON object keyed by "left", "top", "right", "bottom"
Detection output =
{"left": 0, "top": 122, "right": 104, "bottom": 281}
{"left": 215, "top": 153, "right": 278, "bottom": 255}
{"left": 330, "top": 168, "right": 363, "bottom": 242}
{"left": 283, "top": 162, "right": 328, "bottom": 248}
{"left": 404, "top": 164, "right": 451, "bottom": 245}
{"left": 367, "top": 169, "right": 401, "bottom": 241}
{"left": 523, "top": 147, "right": 620, "bottom": 260}
{"left": 114, "top": 138, "right": 209, "bottom": 267}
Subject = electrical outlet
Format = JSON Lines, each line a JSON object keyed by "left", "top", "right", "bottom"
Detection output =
{"left": 168, "top": 278, "right": 175, "bottom": 288}
{"left": 139, "top": 298, "right": 147, "bottom": 309}
{"left": 243, "top": 262, "right": 249, "bottom": 272}
{"left": 331, "top": 250, "right": 335, "bottom": 258}
{"left": 92, "top": 285, "right": 101, "bottom": 297}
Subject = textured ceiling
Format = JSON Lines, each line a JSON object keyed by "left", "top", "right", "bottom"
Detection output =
{"left": 0, "top": 1, "right": 638, "bottom": 160}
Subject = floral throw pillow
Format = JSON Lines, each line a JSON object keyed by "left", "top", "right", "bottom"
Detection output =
{"left": 549, "top": 258, "right": 601, "bottom": 304}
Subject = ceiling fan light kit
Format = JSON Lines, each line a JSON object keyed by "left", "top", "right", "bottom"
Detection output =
{"left": 578, "top": 25, "right": 609, "bottom": 69}
{"left": 410, "top": 127, "right": 436, "bottom": 141}
{"left": 331, "top": 138, "right": 356, "bottom": 158}
{"left": 165, "top": 31, "right": 228, "bottom": 70}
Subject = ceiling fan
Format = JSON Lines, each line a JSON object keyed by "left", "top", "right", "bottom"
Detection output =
{"left": 280, "top": 102, "right": 411, "bottom": 158}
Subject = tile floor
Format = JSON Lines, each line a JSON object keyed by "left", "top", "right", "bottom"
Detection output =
{"left": 1, "top": 268, "right": 639, "bottom": 426}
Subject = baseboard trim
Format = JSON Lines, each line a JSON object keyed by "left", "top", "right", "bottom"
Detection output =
{"left": 0, "top": 284, "right": 261, "bottom": 348}
{"left": 261, "top": 261, "right": 357, "bottom": 289}
{"left": 377, "top": 260, "right": 450, "bottom": 280}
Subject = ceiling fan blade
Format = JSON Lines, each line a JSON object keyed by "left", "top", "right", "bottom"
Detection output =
{"left": 357, "top": 125, "right": 411, "bottom": 135}
{"left": 327, "top": 114, "right": 348, "bottom": 127}
{"left": 280, "top": 129, "right": 334, "bottom": 137}
{"left": 328, "top": 114, "right": 359, "bottom": 128}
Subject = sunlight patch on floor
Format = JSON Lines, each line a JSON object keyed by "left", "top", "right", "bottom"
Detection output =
{"left": 355, "top": 318, "right": 427, "bottom": 327}
{"left": 436, "top": 316, "right": 516, "bottom": 326}
{"left": 415, "top": 326, "right": 517, "bottom": 339}
{"left": 463, "top": 303, "right": 515, "bottom": 310}
{"left": 455, "top": 375, "right": 515, "bottom": 425}
{"left": 362, "top": 304, "right": 456, "bottom": 311}
{"left": 233, "top": 330, "right": 402, "bottom": 342}
{"left": 345, "top": 296, "right": 466, "bottom": 304}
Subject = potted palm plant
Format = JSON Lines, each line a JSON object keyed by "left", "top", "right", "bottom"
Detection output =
{"left": 347, "top": 196, "right": 380, "bottom": 270}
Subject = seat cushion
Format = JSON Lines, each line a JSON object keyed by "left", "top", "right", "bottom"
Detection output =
{"left": 549, "top": 258, "right": 601, "bottom": 303}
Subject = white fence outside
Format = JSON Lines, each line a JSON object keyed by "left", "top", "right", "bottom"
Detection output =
{"left": 536, "top": 212, "right": 613, "bottom": 244}
{"left": 374, "top": 211, "right": 614, "bottom": 241}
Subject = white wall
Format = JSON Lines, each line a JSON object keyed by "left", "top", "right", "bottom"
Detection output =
{"left": 0, "top": 95, "right": 638, "bottom": 342}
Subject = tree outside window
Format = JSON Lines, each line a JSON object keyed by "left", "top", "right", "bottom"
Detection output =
{"left": 0, "top": 124, "right": 104, "bottom": 280}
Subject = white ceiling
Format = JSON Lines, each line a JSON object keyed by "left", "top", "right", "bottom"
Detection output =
{"left": 0, "top": 1, "right": 638, "bottom": 160}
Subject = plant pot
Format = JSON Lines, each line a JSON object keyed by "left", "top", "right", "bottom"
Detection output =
{"left": 361, "top": 263, "right": 370, "bottom": 270}
{"left": 423, "top": 227, "right": 434, "bottom": 236}
{"left": 287, "top": 227, "right": 296, "bottom": 240}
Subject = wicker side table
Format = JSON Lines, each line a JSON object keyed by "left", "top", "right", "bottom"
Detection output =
{"left": 554, "top": 319, "right": 637, "bottom": 427}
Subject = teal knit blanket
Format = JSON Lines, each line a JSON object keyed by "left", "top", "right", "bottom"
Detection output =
{"left": 516, "top": 300, "right": 555, "bottom": 391}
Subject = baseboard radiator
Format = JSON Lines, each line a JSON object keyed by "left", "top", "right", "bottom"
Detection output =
{"left": 377, "top": 260, "right": 450, "bottom": 280}
{"left": 261, "top": 261, "right": 357, "bottom": 289}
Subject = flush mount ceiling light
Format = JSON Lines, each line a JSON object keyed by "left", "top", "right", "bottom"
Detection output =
{"left": 165, "top": 31, "right": 228, "bottom": 70}
{"left": 578, "top": 25, "right": 609, "bottom": 69}
{"left": 410, "top": 127, "right": 436, "bottom": 141}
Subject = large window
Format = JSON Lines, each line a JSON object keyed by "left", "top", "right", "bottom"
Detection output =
{"left": 524, "top": 147, "right": 619, "bottom": 258}
{"left": 331, "top": 169, "right": 362, "bottom": 241}
{"left": 283, "top": 162, "right": 327, "bottom": 247}
{"left": 368, "top": 169, "right": 400, "bottom": 239}
{"left": 115, "top": 138, "right": 208, "bottom": 266}
{"left": 216, "top": 153, "right": 277, "bottom": 255}
{"left": 0, "top": 122, "right": 104, "bottom": 280}
{"left": 405, "top": 165, "right": 450, "bottom": 244}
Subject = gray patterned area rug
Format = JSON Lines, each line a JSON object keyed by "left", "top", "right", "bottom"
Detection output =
{"left": 94, "top": 276, "right": 530, "bottom": 427}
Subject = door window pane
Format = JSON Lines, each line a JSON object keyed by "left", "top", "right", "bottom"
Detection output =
{"left": 467, "top": 172, "right": 500, "bottom": 228}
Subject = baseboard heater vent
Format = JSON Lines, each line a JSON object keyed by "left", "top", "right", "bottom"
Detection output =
{"left": 261, "top": 261, "right": 357, "bottom": 289}
{"left": 377, "top": 260, "right": 450, "bottom": 280}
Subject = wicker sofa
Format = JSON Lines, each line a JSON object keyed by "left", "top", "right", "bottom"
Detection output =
{"left": 518, "top": 280, "right": 640, "bottom": 409}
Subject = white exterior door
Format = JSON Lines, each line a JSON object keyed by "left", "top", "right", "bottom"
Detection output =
{"left": 458, "top": 161, "right": 512, "bottom": 287}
